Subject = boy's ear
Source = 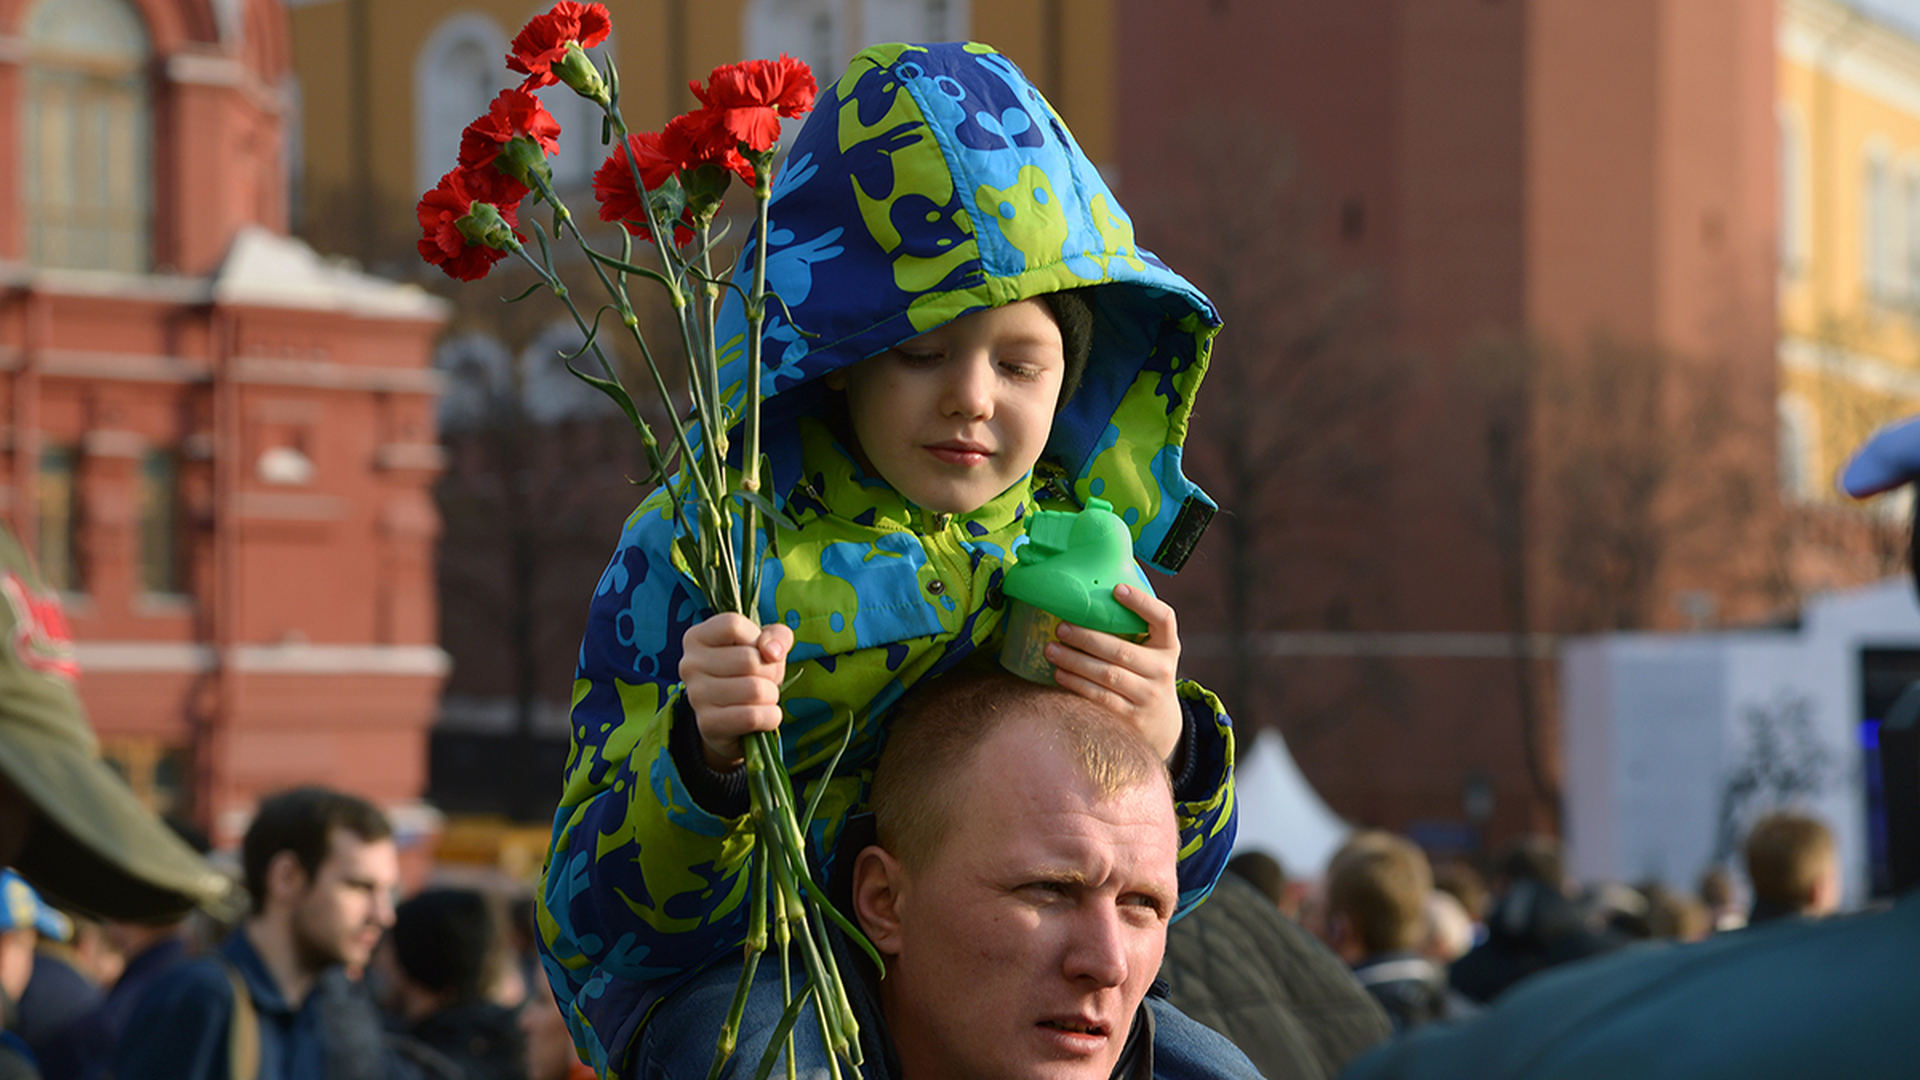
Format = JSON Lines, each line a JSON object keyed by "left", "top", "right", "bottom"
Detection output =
{"left": 824, "top": 368, "right": 848, "bottom": 391}
{"left": 851, "top": 846, "right": 907, "bottom": 957}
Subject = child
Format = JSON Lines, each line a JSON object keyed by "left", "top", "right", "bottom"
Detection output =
{"left": 540, "top": 41, "right": 1236, "bottom": 1076}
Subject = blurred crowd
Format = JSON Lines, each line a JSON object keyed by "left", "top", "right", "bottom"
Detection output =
{"left": 1159, "top": 808, "right": 1852, "bottom": 1079}
{"left": 0, "top": 788, "right": 584, "bottom": 1080}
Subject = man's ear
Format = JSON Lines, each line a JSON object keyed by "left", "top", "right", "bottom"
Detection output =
{"left": 264, "top": 849, "right": 308, "bottom": 907}
{"left": 851, "top": 846, "right": 906, "bottom": 956}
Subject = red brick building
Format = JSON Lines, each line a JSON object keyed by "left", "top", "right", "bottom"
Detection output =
{"left": 1124, "top": 0, "right": 1789, "bottom": 851}
{"left": 0, "top": 0, "right": 447, "bottom": 844}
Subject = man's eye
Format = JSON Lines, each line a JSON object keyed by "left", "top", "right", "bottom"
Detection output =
{"left": 1121, "top": 893, "right": 1168, "bottom": 918}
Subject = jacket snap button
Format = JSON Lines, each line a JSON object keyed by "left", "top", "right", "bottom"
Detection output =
{"left": 927, "top": 579, "right": 946, "bottom": 596}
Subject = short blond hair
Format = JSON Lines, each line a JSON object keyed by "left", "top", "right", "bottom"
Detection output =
{"left": 1743, "top": 812, "right": 1834, "bottom": 912}
{"left": 868, "top": 669, "right": 1169, "bottom": 873}
{"left": 1324, "top": 831, "right": 1433, "bottom": 955}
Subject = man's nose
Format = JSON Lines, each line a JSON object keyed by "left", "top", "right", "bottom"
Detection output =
{"left": 940, "top": 354, "right": 995, "bottom": 419}
{"left": 1062, "top": 907, "right": 1131, "bottom": 987}
{"left": 374, "top": 889, "right": 397, "bottom": 928}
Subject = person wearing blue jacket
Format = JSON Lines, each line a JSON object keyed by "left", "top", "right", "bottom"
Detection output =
{"left": 539, "top": 41, "right": 1241, "bottom": 1078}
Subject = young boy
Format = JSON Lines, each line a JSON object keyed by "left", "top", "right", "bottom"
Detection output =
{"left": 540, "top": 42, "right": 1236, "bottom": 1077}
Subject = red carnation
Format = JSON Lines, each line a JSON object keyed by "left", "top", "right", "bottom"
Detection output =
{"left": 592, "top": 135, "right": 694, "bottom": 245}
{"left": 417, "top": 170, "right": 522, "bottom": 281}
{"left": 690, "top": 55, "right": 817, "bottom": 154}
{"left": 458, "top": 88, "right": 562, "bottom": 194}
{"left": 663, "top": 110, "right": 753, "bottom": 186}
{"left": 508, "top": 1, "right": 612, "bottom": 89}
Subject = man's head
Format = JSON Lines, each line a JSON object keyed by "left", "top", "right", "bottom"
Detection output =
{"left": 243, "top": 787, "right": 398, "bottom": 974}
{"left": 1321, "top": 830, "right": 1433, "bottom": 964}
{"left": 852, "top": 670, "right": 1176, "bottom": 1080}
{"left": 825, "top": 290, "right": 1094, "bottom": 516}
{"left": 1743, "top": 811, "right": 1839, "bottom": 920}
{"left": 380, "top": 887, "right": 497, "bottom": 1021}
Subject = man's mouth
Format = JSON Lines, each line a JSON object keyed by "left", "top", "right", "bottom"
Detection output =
{"left": 1039, "top": 1018, "right": 1108, "bottom": 1038}
{"left": 924, "top": 440, "right": 992, "bottom": 466}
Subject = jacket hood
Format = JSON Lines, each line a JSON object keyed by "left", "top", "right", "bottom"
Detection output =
{"left": 711, "top": 41, "right": 1220, "bottom": 573}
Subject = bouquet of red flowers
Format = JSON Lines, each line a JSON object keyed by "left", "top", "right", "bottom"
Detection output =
{"left": 416, "top": 5, "right": 867, "bottom": 1075}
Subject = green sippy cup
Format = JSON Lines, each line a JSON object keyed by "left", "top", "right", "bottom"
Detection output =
{"left": 999, "top": 497, "right": 1152, "bottom": 685}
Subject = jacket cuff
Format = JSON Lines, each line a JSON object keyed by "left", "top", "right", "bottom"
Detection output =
{"left": 669, "top": 696, "right": 752, "bottom": 818}
{"left": 1168, "top": 697, "right": 1203, "bottom": 802}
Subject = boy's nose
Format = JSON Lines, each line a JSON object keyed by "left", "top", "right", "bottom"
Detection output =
{"left": 941, "top": 355, "right": 995, "bottom": 419}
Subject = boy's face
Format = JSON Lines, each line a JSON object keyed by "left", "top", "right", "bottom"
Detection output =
{"left": 828, "top": 298, "right": 1065, "bottom": 515}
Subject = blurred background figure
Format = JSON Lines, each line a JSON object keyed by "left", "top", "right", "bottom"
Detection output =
{"left": 1319, "top": 832, "right": 1461, "bottom": 1033}
{"left": 1421, "top": 891, "right": 1475, "bottom": 969}
{"left": 1160, "top": 848, "right": 1390, "bottom": 1079}
{"left": 1743, "top": 811, "right": 1841, "bottom": 925}
{"left": 1227, "top": 850, "right": 1303, "bottom": 922}
{"left": 0, "top": 871, "right": 70, "bottom": 1076}
{"left": 377, "top": 887, "right": 526, "bottom": 1080}
{"left": 521, "top": 974, "right": 592, "bottom": 1080}
{"left": 1430, "top": 861, "right": 1489, "bottom": 949}
{"left": 1447, "top": 836, "right": 1618, "bottom": 1005}
{"left": 32, "top": 816, "right": 214, "bottom": 1080}
{"left": 1697, "top": 866, "right": 1747, "bottom": 934}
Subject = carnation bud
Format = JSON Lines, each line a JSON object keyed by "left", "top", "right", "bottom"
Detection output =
{"left": 455, "top": 201, "right": 520, "bottom": 252}
{"left": 556, "top": 42, "right": 611, "bottom": 107}
{"left": 494, "top": 136, "right": 556, "bottom": 191}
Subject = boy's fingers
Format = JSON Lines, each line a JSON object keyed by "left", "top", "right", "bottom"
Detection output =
{"left": 699, "top": 704, "right": 783, "bottom": 737}
{"left": 691, "top": 676, "right": 782, "bottom": 708}
{"left": 686, "top": 612, "right": 762, "bottom": 648}
{"left": 1113, "top": 584, "right": 1178, "bottom": 646}
{"left": 1053, "top": 625, "right": 1165, "bottom": 680}
{"left": 1047, "top": 642, "right": 1146, "bottom": 706}
{"left": 683, "top": 644, "right": 782, "bottom": 680}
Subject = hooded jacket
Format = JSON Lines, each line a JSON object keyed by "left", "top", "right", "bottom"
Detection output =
{"left": 538, "top": 42, "right": 1235, "bottom": 1076}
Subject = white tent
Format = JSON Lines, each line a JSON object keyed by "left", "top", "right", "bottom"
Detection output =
{"left": 1230, "top": 728, "right": 1352, "bottom": 881}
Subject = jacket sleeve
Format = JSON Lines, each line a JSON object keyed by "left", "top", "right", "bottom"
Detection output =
{"left": 1170, "top": 679, "right": 1237, "bottom": 918}
{"left": 537, "top": 492, "right": 763, "bottom": 1060}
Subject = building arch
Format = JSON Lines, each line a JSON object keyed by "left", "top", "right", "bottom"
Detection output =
{"left": 414, "top": 12, "right": 512, "bottom": 198}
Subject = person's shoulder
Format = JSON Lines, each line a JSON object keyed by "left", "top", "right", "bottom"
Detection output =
{"left": 130, "top": 953, "right": 239, "bottom": 1020}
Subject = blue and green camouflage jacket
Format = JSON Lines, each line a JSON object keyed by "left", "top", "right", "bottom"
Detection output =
{"left": 538, "top": 41, "right": 1235, "bottom": 1076}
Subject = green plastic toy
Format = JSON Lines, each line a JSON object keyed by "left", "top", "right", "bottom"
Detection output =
{"left": 1000, "top": 497, "right": 1153, "bottom": 685}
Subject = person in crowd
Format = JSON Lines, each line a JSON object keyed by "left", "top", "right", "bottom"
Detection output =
{"left": 0, "top": 521, "right": 230, "bottom": 1079}
{"left": 1696, "top": 865, "right": 1746, "bottom": 933}
{"left": 1421, "top": 891, "right": 1475, "bottom": 968}
{"left": 1224, "top": 850, "right": 1300, "bottom": 920}
{"left": 1319, "top": 833, "right": 1453, "bottom": 1033}
{"left": 378, "top": 887, "right": 526, "bottom": 1080}
{"left": 0, "top": 873, "right": 69, "bottom": 1075}
{"left": 113, "top": 787, "right": 412, "bottom": 1080}
{"left": 1742, "top": 811, "right": 1840, "bottom": 925}
{"left": 522, "top": 974, "right": 593, "bottom": 1080}
{"left": 1446, "top": 836, "right": 1617, "bottom": 1004}
{"left": 1430, "top": 860, "right": 1488, "bottom": 948}
{"left": 1161, "top": 851, "right": 1390, "bottom": 1079}
{"left": 35, "top": 816, "right": 217, "bottom": 1080}
{"left": 13, "top": 903, "right": 101, "bottom": 1062}
{"left": 541, "top": 39, "right": 1239, "bottom": 1079}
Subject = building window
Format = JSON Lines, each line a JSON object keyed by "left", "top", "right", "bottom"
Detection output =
{"left": 747, "top": 0, "right": 842, "bottom": 87}
{"left": 1779, "top": 107, "right": 1806, "bottom": 280}
{"left": 140, "top": 449, "right": 186, "bottom": 595}
{"left": 415, "top": 14, "right": 511, "bottom": 199}
{"left": 22, "top": 0, "right": 152, "bottom": 272}
{"left": 38, "top": 447, "right": 82, "bottom": 593}
{"left": 1777, "top": 396, "right": 1817, "bottom": 502}
{"left": 860, "top": 0, "right": 969, "bottom": 44}
{"left": 1905, "top": 164, "right": 1920, "bottom": 307}
{"left": 1865, "top": 144, "right": 1894, "bottom": 302}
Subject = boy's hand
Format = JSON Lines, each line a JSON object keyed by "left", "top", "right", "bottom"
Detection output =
{"left": 1045, "top": 584, "right": 1183, "bottom": 762}
{"left": 681, "top": 614, "right": 794, "bottom": 772}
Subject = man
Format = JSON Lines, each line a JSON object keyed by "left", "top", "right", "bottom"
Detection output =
{"left": 114, "top": 787, "right": 409, "bottom": 1080}
{"left": 1318, "top": 832, "right": 1451, "bottom": 1033}
{"left": 1741, "top": 811, "right": 1840, "bottom": 925}
{"left": 625, "top": 670, "right": 1258, "bottom": 1079}
{"left": 376, "top": 888, "right": 525, "bottom": 1080}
